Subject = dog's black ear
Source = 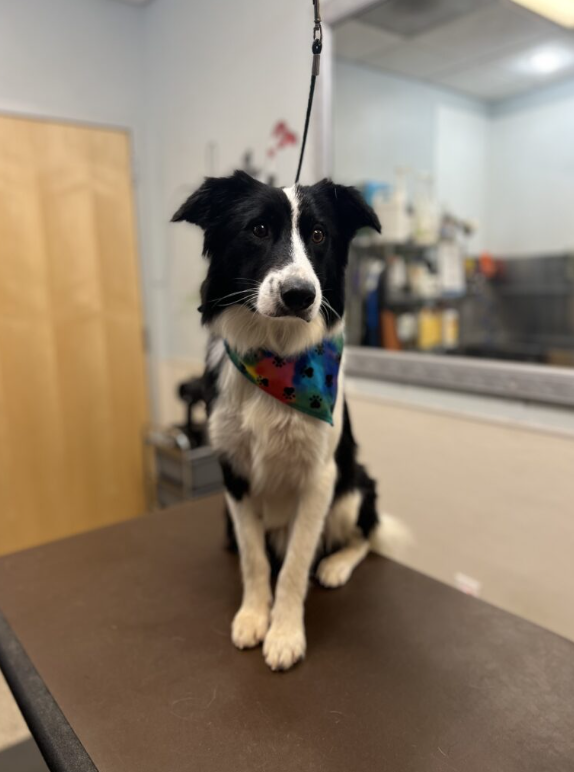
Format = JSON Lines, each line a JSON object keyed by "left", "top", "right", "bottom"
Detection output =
{"left": 171, "top": 179, "right": 217, "bottom": 228}
{"left": 171, "top": 171, "right": 258, "bottom": 229}
{"left": 313, "top": 179, "right": 381, "bottom": 238}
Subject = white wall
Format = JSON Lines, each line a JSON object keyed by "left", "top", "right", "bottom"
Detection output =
{"left": 334, "top": 59, "right": 574, "bottom": 257}
{"left": 486, "top": 80, "right": 574, "bottom": 255}
{"left": 334, "top": 60, "right": 438, "bottom": 184}
{"left": 333, "top": 60, "right": 488, "bottom": 251}
{"left": 435, "top": 104, "right": 489, "bottom": 254}
{"left": 0, "top": 0, "right": 143, "bottom": 128}
{"left": 143, "top": 0, "right": 319, "bottom": 367}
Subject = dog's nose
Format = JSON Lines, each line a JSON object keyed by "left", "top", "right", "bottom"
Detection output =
{"left": 280, "top": 279, "right": 316, "bottom": 313}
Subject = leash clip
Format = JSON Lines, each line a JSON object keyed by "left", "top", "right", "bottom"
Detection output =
{"left": 312, "top": 0, "right": 323, "bottom": 76}
{"left": 312, "top": 38, "right": 322, "bottom": 76}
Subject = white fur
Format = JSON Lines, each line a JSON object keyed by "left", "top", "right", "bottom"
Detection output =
{"left": 210, "top": 328, "right": 374, "bottom": 668}
{"left": 207, "top": 187, "right": 371, "bottom": 670}
{"left": 263, "top": 457, "right": 337, "bottom": 670}
{"left": 226, "top": 492, "right": 271, "bottom": 649}
{"left": 209, "top": 308, "right": 354, "bottom": 670}
{"left": 323, "top": 490, "right": 362, "bottom": 552}
{"left": 316, "top": 538, "right": 370, "bottom": 589}
{"left": 255, "top": 186, "right": 322, "bottom": 322}
{"left": 212, "top": 305, "right": 331, "bottom": 358}
{"left": 209, "top": 339, "right": 343, "bottom": 496}
{"left": 317, "top": 492, "right": 369, "bottom": 589}
{"left": 206, "top": 336, "right": 226, "bottom": 371}
{"left": 369, "top": 512, "right": 413, "bottom": 561}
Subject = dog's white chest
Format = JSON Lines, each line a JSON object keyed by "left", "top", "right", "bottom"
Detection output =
{"left": 209, "top": 359, "right": 334, "bottom": 497}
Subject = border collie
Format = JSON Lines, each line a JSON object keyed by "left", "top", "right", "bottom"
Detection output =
{"left": 173, "top": 171, "right": 381, "bottom": 671}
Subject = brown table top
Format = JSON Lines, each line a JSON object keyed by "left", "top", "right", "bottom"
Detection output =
{"left": 0, "top": 496, "right": 573, "bottom": 772}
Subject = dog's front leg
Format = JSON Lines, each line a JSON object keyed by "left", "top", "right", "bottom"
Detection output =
{"left": 263, "top": 462, "right": 336, "bottom": 671}
{"left": 226, "top": 493, "right": 272, "bottom": 649}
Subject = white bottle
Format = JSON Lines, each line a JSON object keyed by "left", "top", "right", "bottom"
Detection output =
{"left": 376, "top": 167, "right": 412, "bottom": 245}
{"left": 413, "top": 172, "right": 439, "bottom": 247}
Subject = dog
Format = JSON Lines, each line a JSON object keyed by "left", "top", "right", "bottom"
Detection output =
{"left": 173, "top": 171, "right": 382, "bottom": 671}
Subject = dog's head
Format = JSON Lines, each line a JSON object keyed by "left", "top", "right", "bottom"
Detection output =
{"left": 172, "top": 171, "right": 380, "bottom": 339}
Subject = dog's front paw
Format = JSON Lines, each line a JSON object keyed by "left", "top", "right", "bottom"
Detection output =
{"left": 316, "top": 554, "right": 353, "bottom": 588}
{"left": 263, "top": 621, "right": 306, "bottom": 671}
{"left": 232, "top": 606, "right": 270, "bottom": 650}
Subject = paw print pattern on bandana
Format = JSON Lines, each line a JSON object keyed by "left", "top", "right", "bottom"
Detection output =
{"left": 299, "top": 365, "right": 314, "bottom": 379}
{"left": 224, "top": 334, "right": 344, "bottom": 426}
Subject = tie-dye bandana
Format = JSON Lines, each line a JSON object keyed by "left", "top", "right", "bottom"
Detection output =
{"left": 224, "top": 334, "right": 344, "bottom": 426}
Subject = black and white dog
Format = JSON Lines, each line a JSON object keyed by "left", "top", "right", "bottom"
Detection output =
{"left": 173, "top": 171, "right": 381, "bottom": 671}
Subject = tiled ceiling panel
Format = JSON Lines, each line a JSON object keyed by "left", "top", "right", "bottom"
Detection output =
{"left": 365, "top": 40, "right": 448, "bottom": 77}
{"left": 334, "top": 20, "right": 402, "bottom": 61}
{"left": 358, "top": 0, "right": 495, "bottom": 37}
{"left": 335, "top": 0, "right": 574, "bottom": 102}
{"left": 419, "top": 2, "right": 556, "bottom": 74}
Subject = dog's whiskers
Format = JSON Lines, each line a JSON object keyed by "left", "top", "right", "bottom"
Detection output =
{"left": 218, "top": 290, "right": 260, "bottom": 309}
{"left": 210, "top": 288, "right": 259, "bottom": 308}
{"left": 320, "top": 297, "right": 342, "bottom": 321}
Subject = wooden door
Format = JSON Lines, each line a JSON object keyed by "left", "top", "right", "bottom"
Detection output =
{"left": 0, "top": 115, "right": 148, "bottom": 555}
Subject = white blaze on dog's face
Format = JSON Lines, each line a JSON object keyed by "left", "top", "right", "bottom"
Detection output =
{"left": 255, "top": 186, "right": 322, "bottom": 322}
{"left": 172, "top": 171, "right": 380, "bottom": 340}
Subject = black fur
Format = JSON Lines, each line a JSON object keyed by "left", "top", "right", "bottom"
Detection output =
{"left": 202, "top": 364, "right": 220, "bottom": 417}
{"left": 334, "top": 401, "right": 379, "bottom": 540}
{"left": 297, "top": 180, "right": 381, "bottom": 326}
{"left": 174, "top": 173, "right": 380, "bottom": 571}
{"left": 220, "top": 458, "right": 249, "bottom": 501}
{"left": 173, "top": 171, "right": 380, "bottom": 329}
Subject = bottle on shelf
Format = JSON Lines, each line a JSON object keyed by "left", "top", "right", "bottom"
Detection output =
{"left": 374, "top": 167, "right": 413, "bottom": 245}
{"left": 413, "top": 172, "right": 440, "bottom": 247}
{"left": 442, "top": 308, "right": 460, "bottom": 350}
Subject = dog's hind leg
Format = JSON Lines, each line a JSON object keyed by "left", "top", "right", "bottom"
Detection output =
{"left": 316, "top": 537, "right": 370, "bottom": 588}
{"left": 317, "top": 475, "right": 379, "bottom": 589}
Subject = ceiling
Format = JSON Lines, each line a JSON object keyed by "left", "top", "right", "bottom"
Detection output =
{"left": 110, "top": 0, "right": 153, "bottom": 6}
{"left": 334, "top": 0, "right": 574, "bottom": 102}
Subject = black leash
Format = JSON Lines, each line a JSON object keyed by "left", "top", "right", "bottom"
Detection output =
{"left": 295, "top": 0, "right": 323, "bottom": 185}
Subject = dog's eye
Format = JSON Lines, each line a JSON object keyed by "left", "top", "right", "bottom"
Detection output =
{"left": 253, "top": 223, "right": 269, "bottom": 239}
{"left": 312, "top": 227, "right": 325, "bottom": 244}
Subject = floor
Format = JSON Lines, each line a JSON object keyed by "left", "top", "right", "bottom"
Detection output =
{"left": 0, "top": 674, "right": 47, "bottom": 771}
{"left": 0, "top": 740, "right": 48, "bottom": 772}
